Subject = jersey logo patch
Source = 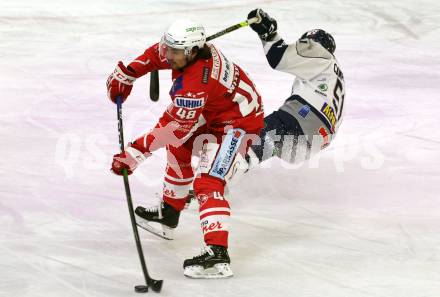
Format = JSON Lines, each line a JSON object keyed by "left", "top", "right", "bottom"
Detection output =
{"left": 298, "top": 105, "right": 310, "bottom": 118}
{"left": 209, "top": 128, "right": 245, "bottom": 180}
{"left": 219, "top": 51, "right": 234, "bottom": 89}
{"left": 202, "top": 67, "right": 210, "bottom": 84}
{"left": 321, "top": 103, "right": 336, "bottom": 129}
{"left": 170, "top": 75, "right": 183, "bottom": 96}
{"left": 174, "top": 97, "right": 204, "bottom": 109}
{"left": 210, "top": 46, "right": 220, "bottom": 80}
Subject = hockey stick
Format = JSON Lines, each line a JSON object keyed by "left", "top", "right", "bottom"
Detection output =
{"left": 205, "top": 16, "right": 260, "bottom": 42}
{"left": 115, "top": 95, "right": 163, "bottom": 293}
{"left": 149, "top": 70, "right": 160, "bottom": 102}
{"left": 148, "top": 16, "right": 260, "bottom": 101}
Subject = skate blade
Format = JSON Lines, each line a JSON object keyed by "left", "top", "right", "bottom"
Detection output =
{"left": 136, "top": 217, "right": 174, "bottom": 240}
{"left": 184, "top": 263, "right": 233, "bottom": 279}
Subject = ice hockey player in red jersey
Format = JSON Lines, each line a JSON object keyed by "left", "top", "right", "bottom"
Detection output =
{"left": 107, "top": 19, "right": 264, "bottom": 278}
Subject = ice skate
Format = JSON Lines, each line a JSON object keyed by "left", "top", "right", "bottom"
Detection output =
{"left": 183, "top": 245, "right": 233, "bottom": 279}
{"left": 135, "top": 202, "right": 180, "bottom": 240}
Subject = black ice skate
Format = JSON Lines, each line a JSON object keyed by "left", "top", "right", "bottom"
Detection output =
{"left": 135, "top": 202, "right": 180, "bottom": 240}
{"left": 183, "top": 245, "right": 233, "bottom": 279}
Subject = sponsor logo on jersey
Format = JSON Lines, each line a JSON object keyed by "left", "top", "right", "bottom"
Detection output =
{"left": 321, "top": 103, "right": 336, "bottom": 129}
{"left": 314, "top": 89, "right": 327, "bottom": 97}
{"left": 174, "top": 97, "right": 204, "bottom": 109}
{"left": 298, "top": 105, "right": 310, "bottom": 118}
{"left": 318, "top": 83, "right": 328, "bottom": 92}
{"left": 163, "top": 187, "right": 176, "bottom": 198}
{"left": 210, "top": 47, "right": 220, "bottom": 80}
{"left": 199, "top": 146, "right": 210, "bottom": 171}
{"left": 201, "top": 220, "right": 223, "bottom": 234}
{"left": 219, "top": 51, "right": 234, "bottom": 89}
{"left": 318, "top": 126, "right": 331, "bottom": 149}
{"left": 222, "top": 61, "right": 230, "bottom": 84}
{"left": 210, "top": 129, "right": 244, "bottom": 179}
{"left": 170, "top": 75, "right": 183, "bottom": 96}
{"left": 218, "top": 132, "right": 241, "bottom": 174}
{"left": 210, "top": 46, "right": 236, "bottom": 90}
{"left": 197, "top": 194, "right": 209, "bottom": 206}
{"left": 202, "top": 66, "right": 209, "bottom": 84}
{"left": 227, "top": 65, "right": 240, "bottom": 94}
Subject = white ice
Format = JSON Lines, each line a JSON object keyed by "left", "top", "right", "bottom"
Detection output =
{"left": 1, "top": 0, "right": 440, "bottom": 296}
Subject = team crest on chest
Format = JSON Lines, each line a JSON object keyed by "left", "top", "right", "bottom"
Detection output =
{"left": 170, "top": 75, "right": 183, "bottom": 96}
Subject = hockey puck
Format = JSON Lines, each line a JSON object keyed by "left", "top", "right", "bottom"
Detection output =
{"left": 134, "top": 285, "right": 149, "bottom": 293}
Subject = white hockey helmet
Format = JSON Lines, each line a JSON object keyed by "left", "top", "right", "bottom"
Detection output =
{"left": 159, "top": 19, "right": 206, "bottom": 58}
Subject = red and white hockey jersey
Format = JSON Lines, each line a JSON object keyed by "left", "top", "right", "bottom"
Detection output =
{"left": 127, "top": 43, "right": 264, "bottom": 153}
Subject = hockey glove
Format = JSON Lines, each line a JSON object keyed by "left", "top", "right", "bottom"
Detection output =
{"left": 106, "top": 61, "right": 137, "bottom": 103}
{"left": 111, "top": 144, "right": 151, "bottom": 175}
{"left": 248, "top": 9, "right": 277, "bottom": 41}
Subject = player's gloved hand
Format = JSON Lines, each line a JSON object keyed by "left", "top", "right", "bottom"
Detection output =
{"left": 248, "top": 9, "right": 277, "bottom": 41}
{"left": 111, "top": 144, "right": 151, "bottom": 175}
{"left": 106, "top": 61, "right": 137, "bottom": 104}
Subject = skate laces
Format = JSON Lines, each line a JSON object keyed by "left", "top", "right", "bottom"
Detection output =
{"left": 194, "top": 245, "right": 214, "bottom": 259}
{"left": 144, "top": 194, "right": 164, "bottom": 219}
{"left": 144, "top": 204, "right": 159, "bottom": 213}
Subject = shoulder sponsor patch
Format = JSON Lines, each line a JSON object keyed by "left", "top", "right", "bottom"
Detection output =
{"left": 210, "top": 46, "right": 220, "bottom": 80}
{"left": 174, "top": 97, "right": 204, "bottom": 109}
{"left": 219, "top": 51, "right": 234, "bottom": 89}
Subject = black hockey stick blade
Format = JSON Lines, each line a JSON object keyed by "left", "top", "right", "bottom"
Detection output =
{"left": 134, "top": 279, "right": 163, "bottom": 293}
{"left": 149, "top": 279, "right": 163, "bottom": 292}
{"left": 149, "top": 70, "right": 159, "bottom": 101}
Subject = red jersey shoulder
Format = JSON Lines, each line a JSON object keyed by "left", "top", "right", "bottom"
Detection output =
{"left": 128, "top": 43, "right": 171, "bottom": 77}
{"left": 208, "top": 45, "right": 240, "bottom": 95}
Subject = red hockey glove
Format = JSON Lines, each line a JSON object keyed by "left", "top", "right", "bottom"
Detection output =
{"left": 106, "top": 61, "right": 137, "bottom": 103}
{"left": 111, "top": 145, "right": 151, "bottom": 175}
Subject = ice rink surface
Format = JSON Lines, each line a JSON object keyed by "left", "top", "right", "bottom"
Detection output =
{"left": 1, "top": 0, "right": 440, "bottom": 296}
